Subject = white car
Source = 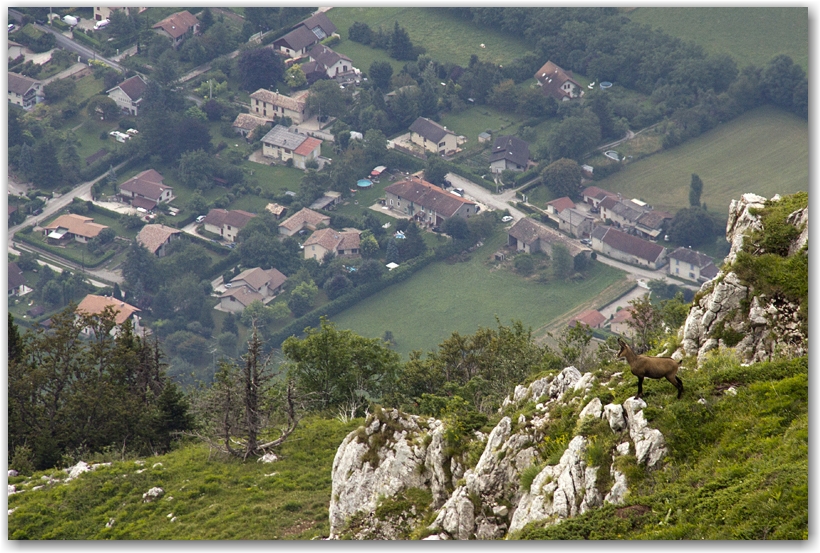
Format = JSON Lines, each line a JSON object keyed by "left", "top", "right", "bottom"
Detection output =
{"left": 196, "top": 215, "right": 206, "bottom": 223}
{"left": 501, "top": 215, "right": 514, "bottom": 223}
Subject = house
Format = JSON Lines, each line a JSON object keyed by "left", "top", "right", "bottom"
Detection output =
{"left": 219, "top": 267, "right": 287, "bottom": 313}
{"left": 42, "top": 214, "right": 108, "bottom": 244}
{"left": 668, "top": 247, "right": 719, "bottom": 283}
{"left": 278, "top": 207, "right": 330, "bottom": 236}
{"left": 136, "top": 224, "right": 180, "bottom": 258}
{"left": 202, "top": 209, "right": 256, "bottom": 242}
{"left": 307, "top": 44, "right": 355, "bottom": 80}
{"left": 232, "top": 113, "right": 271, "bottom": 139}
{"left": 8, "top": 72, "right": 43, "bottom": 110}
{"left": 152, "top": 10, "right": 199, "bottom": 48}
{"left": 249, "top": 89, "right": 308, "bottom": 124}
{"left": 106, "top": 75, "right": 147, "bottom": 116}
{"left": 489, "top": 135, "right": 530, "bottom": 174}
{"left": 93, "top": 7, "right": 144, "bottom": 21}
{"left": 260, "top": 125, "right": 322, "bottom": 169}
{"left": 8, "top": 40, "right": 26, "bottom": 61}
{"left": 119, "top": 169, "right": 173, "bottom": 211}
{"left": 610, "top": 305, "right": 638, "bottom": 338}
{"left": 303, "top": 228, "right": 361, "bottom": 262}
{"left": 582, "top": 185, "right": 619, "bottom": 210}
{"left": 558, "top": 207, "right": 596, "bottom": 238}
{"left": 265, "top": 203, "right": 287, "bottom": 219}
{"left": 409, "top": 117, "right": 460, "bottom": 156}
{"left": 8, "top": 262, "right": 28, "bottom": 297}
{"left": 599, "top": 196, "right": 649, "bottom": 229}
{"left": 591, "top": 226, "right": 667, "bottom": 270}
{"left": 478, "top": 131, "right": 492, "bottom": 144}
{"left": 273, "top": 11, "right": 337, "bottom": 58}
{"left": 545, "top": 196, "right": 576, "bottom": 223}
{"left": 76, "top": 294, "right": 142, "bottom": 336}
{"left": 309, "top": 191, "right": 342, "bottom": 211}
{"left": 569, "top": 309, "right": 606, "bottom": 330}
{"left": 634, "top": 210, "right": 673, "bottom": 241}
{"left": 384, "top": 176, "right": 478, "bottom": 227}
{"left": 507, "top": 217, "right": 591, "bottom": 259}
{"left": 534, "top": 61, "right": 583, "bottom": 101}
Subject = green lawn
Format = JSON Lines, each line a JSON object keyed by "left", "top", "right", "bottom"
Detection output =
{"left": 332, "top": 232, "right": 627, "bottom": 357}
{"left": 627, "top": 7, "right": 808, "bottom": 72}
{"left": 594, "top": 106, "right": 808, "bottom": 215}
{"left": 69, "top": 117, "right": 125, "bottom": 161}
{"left": 439, "top": 106, "right": 523, "bottom": 146}
{"left": 326, "top": 7, "right": 532, "bottom": 68}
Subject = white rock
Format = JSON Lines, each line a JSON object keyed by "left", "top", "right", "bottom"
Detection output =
{"left": 698, "top": 398, "right": 707, "bottom": 405}
{"left": 143, "top": 487, "right": 164, "bottom": 502}
{"left": 604, "top": 403, "right": 627, "bottom": 433}
{"left": 725, "top": 387, "right": 737, "bottom": 396}
{"left": 623, "top": 398, "right": 667, "bottom": 469}
{"left": 8, "top": 485, "right": 17, "bottom": 494}
{"left": 152, "top": 462, "right": 163, "bottom": 469}
{"left": 492, "top": 505, "right": 508, "bottom": 517}
{"left": 257, "top": 453, "right": 278, "bottom": 463}
{"left": 421, "top": 534, "right": 441, "bottom": 540}
{"left": 8, "top": 470, "right": 18, "bottom": 477}
{"left": 579, "top": 397, "right": 603, "bottom": 420}
{"left": 615, "top": 442, "right": 630, "bottom": 456}
{"left": 9, "top": 508, "right": 17, "bottom": 516}
{"left": 106, "top": 518, "right": 115, "bottom": 528}
{"left": 65, "top": 461, "right": 91, "bottom": 480}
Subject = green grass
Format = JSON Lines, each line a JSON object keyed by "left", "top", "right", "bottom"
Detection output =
{"left": 69, "top": 117, "right": 125, "bottom": 161}
{"left": 594, "top": 106, "right": 808, "bottom": 215}
{"left": 7, "top": 417, "right": 361, "bottom": 540}
{"left": 627, "top": 7, "right": 808, "bottom": 73}
{"left": 439, "top": 106, "right": 523, "bottom": 147}
{"left": 326, "top": 7, "right": 531, "bottom": 68}
{"left": 332, "top": 232, "right": 627, "bottom": 357}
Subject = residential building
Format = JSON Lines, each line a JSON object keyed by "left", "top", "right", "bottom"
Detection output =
{"left": 8, "top": 262, "right": 27, "bottom": 297}
{"left": 634, "top": 210, "right": 673, "bottom": 241}
{"left": 582, "top": 185, "right": 619, "bottom": 210}
{"left": 599, "top": 196, "right": 648, "bottom": 229}
{"left": 278, "top": 207, "right": 330, "bottom": 236}
{"left": 409, "top": 117, "right": 459, "bottom": 155}
{"left": 507, "top": 217, "right": 591, "bottom": 259}
{"left": 668, "top": 247, "right": 719, "bottom": 283}
{"left": 489, "top": 135, "right": 530, "bottom": 173}
{"left": 42, "top": 214, "right": 108, "bottom": 244}
{"left": 152, "top": 10, "right": 199, "bottom": 48}
{"left": 119, "top": 169, "right": 173, "bottom": 211}
{"left": 76, "top": 294, "right": 142, "bottom": 336}
{"left": 219, "top": 267, "right": 287, "bottom": 313}
{"left": 93, "top": 7, "right": 144, "bottom": 21}
{"left": 545, "top": 196, "right": 575, "bottom": 223}
{"left": 307, "top": 44, "right": 355, "bottom": 79}
{"left": 8, "top": 72, "right": 43, "bottom": 110}
{"left": 136, "top": 224, "right": 180, "bottom": 258}
{"left": 260, "top": 125, "right": 322, "bottom": 169}
{"left": 558, "top": 207, "right": 596, "bottom": 238}
{"left": 202, "top": 209, "right": 256, "bottom": 242}
{"left": 303, "top": 228, "right": 361, "bottom": 262}
{"left": 106, "top": 75, "right": 147, "bottom": 116}
{"left": 384, "top": 176, "right": 478, "bottom": 227}
{"left": 610, "top": 305, "right": 638, "bottom": 338}
{"left": 591, "top": 226, "right": 667, "bottom": 270}
{"left": 273, "top": 11, "right": 337, "bottom": 58}
{"left": 534, "top": 61, "right": 583, "bottom": 101}
{"left": 232, "top": 113, "right": 271, "bottom": 139}
{"left": 249, "top": 89, "right": 308, "bottom": 124}
{"left": 569, "top": 309, "right": 606, "bottom": 329}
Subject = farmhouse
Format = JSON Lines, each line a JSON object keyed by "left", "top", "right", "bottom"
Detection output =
{"left": 582, "top": 185, "right": 619, "bottom": 210}
{"left": 489, "top": 135, "right": 530, "bottom": 174}
{"left": 202, "top": 209, "right": 256, "bottom": 242}
{"left": 219, "top": 267, "right": 288, "bottom": 313}
{"left": 42, "top": 214, "right": 108, "bottom": 244}
{"left": 634, "top": 209, "right": 673, "bottom": 241}
{"left": 136, "top": 224, "right": 180, "bottom": 258}
{"left": 599, "top": 196, "right": 648, "bottom": 228}
{"left": 307, "top": 44, "right": 355, "bottom": 80}
{"left": 249, "top": 89, "right": 308, "bottom": 124}
{"left": 260, "top": 125, "right": 322, "bottom": 169}
{"left": 507, "top": 217, "right": 590, "bottom": 259}
{"left": 534, "top": 61, "right": 583, "bottom": 101}
{"left": 558, "top": 207, "right": 596, "bottom": 238}
{"left": 8, "top": 262, "right": 28, "bottom": 297}
{"left": 590, "top": 226, "right": 667, "bottom": 270}
{"left": 106, "top": 75, "right": 147, "bottom": 116}
{"left": 232, "top": 113, "right": 271, "bottom": 139}
{"left": 119, "top": 169, "right": 173, "bottom": 211}
{"left": 8, "top": 72, "right": 43, "bottom": 110}
{"left": 152, "top": 10, "right": 199, "bottom": 48}
{"left": 273, "top": 12, "right": 337, "bottom": 58}
{"left": 76, "top": 294, "right": 142, "bottom": 336}
{"left": 668, "top": 247, "right": 719, "bottom": 283}
{"left": 278, "top": 207, "right": 330, "bottom": 236}
{"left": 303, "top": 228, "right": 362, "bottom": 262}
{"left": 569, "top": 309, "right": 606, "bottom": 330}
{"left": 409, "top": 117, "right": 460, "bottom": 155}
{"left": 610, "top": 305, "right": 637, "bottom": 338}
{"left": 384, "top": 176, "right": 477, "bottom": 227}
{"left": 545, "top": 197, "right": 576, "bottom": 223}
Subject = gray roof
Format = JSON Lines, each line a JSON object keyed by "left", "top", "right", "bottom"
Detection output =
{"left": 409, "top": 117, "right": 454, "bottom": 142}
{"left": 600, "top": 196, "right": 647, "bottom": 223}
{"left": 107, "top": 75, "right": 147, "bottom": 101}
{"left": 275, "top": 24, "right": 320, "bottom": 53}
{"left": 300, "top": 11, "right": 337, "bottom": 39}
{"left": 489, "top": 135, "right": 529, "bottom": 167}
{"left": 508, "top": 217, "right": 588, "bottom": 257}
{"left": 309, "top": 44, "right": 350, "bottom": 69}
{"left": 8, "top": 262, "right": 25, "bottom": 291}
{"left": 8, "top": 72, "right": 39, "bottom": 95}
{"left": 593, "top": 226, "right": 666, "bottom": 263}
{"left": 668, "top": 247, "right": 715, "bottom": 268}
{"left": 260, "top": 124, "right": 308, "bottom": 150}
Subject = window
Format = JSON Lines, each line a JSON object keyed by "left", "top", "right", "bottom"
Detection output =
{"left": 227, "top": 225, "right": 232, "bottom": 230}
{"left": 690, "top": 263, "right": 694, "bottom": 270}
{"left": 689, "top": 272, "right": 695, "bottom": 279}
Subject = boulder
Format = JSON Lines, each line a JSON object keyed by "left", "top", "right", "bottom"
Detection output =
{"left": 142, "top": 487, "right": 164, "bottom": 502}
{"left": 623, "top": 398, "right": 667, "bottom": 468}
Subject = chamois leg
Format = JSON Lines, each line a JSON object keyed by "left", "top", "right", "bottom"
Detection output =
{"left": 676, "top": 376, "right": 683, "bottom": 399}
{"left": 636, "top": 376, "right": 644, "bottom": 398}
{"left": 665, "top": 373, "right": 683, "bottom": 399}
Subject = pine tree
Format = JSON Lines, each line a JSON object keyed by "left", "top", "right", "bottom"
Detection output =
{"left": 689, "top": 173, "right": 704, "bottom": 207}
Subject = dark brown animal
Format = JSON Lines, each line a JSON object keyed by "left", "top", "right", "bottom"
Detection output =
{"left": 616, "top": 338, "right": 683, "bottom": 399}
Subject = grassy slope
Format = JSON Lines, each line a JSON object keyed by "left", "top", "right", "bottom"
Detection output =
{"left": 332, "top": 232, "right": 628, "bottom": 357}
{"left": 627, "top": 7, "right": 808, "bottom": 72}
{"left": 595, "top": 106, "right": 808, "bottom": 215}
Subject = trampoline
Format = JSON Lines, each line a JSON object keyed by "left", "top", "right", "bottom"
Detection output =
{"left": 599, "top": 81, "right": 613, "bottom": 89}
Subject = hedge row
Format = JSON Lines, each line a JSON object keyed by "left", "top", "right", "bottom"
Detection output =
{"left": 514, "top": 168, "right": 540, "bottom": 187}
{"left": 14, "top": 231, "right": 116, "bottom": 270}
{"left": 70, "top": 29, "right": 102, "bottom": 50}
{"left": 447, "top": 163, "right": 496, "bottom": 191}
{"left": 267, "top": 250, "right": 437, "bottom": 347}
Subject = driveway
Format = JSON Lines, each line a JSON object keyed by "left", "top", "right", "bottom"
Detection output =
{"left": 444, "top": 172, "right": 527, "bottom": 221}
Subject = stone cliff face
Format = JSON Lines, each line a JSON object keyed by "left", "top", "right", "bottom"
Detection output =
{"left": 681, "top": 193, "right": 808, "bottom": 364}
{"left": 329, "top": 367, "right": 668, "bottom": 540}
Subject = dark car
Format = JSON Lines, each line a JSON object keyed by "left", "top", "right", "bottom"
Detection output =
{"left": 32, "top": 208, "right": 43, "bottom": 215}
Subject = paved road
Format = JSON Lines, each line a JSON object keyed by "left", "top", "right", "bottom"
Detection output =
{"left": 593, "top": 254, "right": 700, "bottom": 292}
{"left": 444, "top": 172, "right": 527, "bottom": 221}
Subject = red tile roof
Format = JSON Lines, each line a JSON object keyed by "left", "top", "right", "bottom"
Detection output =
{"left": 546, "top": 196, "right": 575, "bottom": 214}
{"left": 385, "top": 177, "right": 475, "bottom": 218}
{"left": 570, "top": 309, "right": 606, "bottom": 329}
{"left": 152, "top": 10, "right": 198, "bottom": 39}
{"left": 293, "top": 136, "right": 322, "bottom": 157}
{"left": 76, "top": 294, "right": 140, "bottom": 325}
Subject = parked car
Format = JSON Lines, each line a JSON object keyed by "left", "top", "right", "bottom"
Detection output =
{"left": 580, "top": 238, "right": 592, "bottom": 246}
{"left": 501, "top": 215, "right": 513, "bottom": 223}
{"left": 195, "top": 215, "right": 206, "bottom": 223}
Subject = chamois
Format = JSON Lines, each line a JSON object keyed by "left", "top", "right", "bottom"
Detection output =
{"left": 616, "top": 338, "right": 683, "bottom": 399}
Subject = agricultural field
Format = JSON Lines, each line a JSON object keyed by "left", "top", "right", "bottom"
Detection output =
{"left": 326, "top": 7, "right": 531, "bottom": 68}
{"left": 627, "top": 7, "right": 808, "bottom": 72}
{"left": 332, "top": 232, "right": 628, "bottom": 357}
{"left": 594, "top": 106, "right": 808, "bottom": 215}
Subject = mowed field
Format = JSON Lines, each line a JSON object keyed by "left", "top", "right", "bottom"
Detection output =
{"left": 596, "top": 106, "right": 808, "bottom": 215}
{"left": 326, "top": 7, "right": 531, "bottom": 68}
{"left": 332, "top": 234, "right": 628, "bottom": 358}
{"left": 627, "top": 7, "right": 808, "bottom": 72}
